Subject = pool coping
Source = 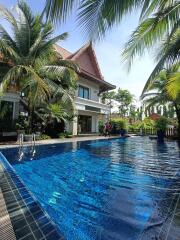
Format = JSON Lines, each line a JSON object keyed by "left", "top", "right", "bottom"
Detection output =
{"left": 0, "top": 152, "right": 64, "bottom": 240}
{"left": 0, "top": 135, "right": 122, "bottom": 149}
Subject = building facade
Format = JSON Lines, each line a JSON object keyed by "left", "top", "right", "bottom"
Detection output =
{"left": 0, "top": 43, "right": 115, "bottom": 135}
{"left": 55, "top": 43, "right": 115, "bottom": 135}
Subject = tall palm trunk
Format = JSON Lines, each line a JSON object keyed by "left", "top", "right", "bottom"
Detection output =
{"left": 174, "top": 103, "right": 180, "bottom": 140}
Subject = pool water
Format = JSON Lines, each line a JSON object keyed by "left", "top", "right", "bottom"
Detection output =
{"left": 2, "top": 137, "right": 180, "bottom": 240}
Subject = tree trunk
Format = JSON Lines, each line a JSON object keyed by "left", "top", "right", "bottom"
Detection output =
{"left": 174, "top": 103, "right": 180, "bottom": 140}
{"left": 27, "top": 99, "right": 34, "bottom": 134}
{"left": 176, "top": 113, "right": 180, "bottom": 140}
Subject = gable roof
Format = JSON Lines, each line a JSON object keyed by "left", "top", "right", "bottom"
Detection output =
{"left": 67, "top": 42, "right": 104, "bottom": 80}
{"left": 55, "top": 43, "right": 116, "bottom": 91}
{"left": 54, "top": 44, "right": 72, "bottom": 59}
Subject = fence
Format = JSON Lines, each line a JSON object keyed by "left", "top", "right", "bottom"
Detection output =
{"left": 127, "top": 128, "right": 175, "bottom": 137}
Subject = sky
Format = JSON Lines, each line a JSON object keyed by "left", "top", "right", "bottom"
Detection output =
{"left": 0, "top": 0, "right": 156, "bottom": 102}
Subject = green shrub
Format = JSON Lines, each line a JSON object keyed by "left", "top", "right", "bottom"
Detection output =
{"left": 98, "top": 120, "right": 104, "bottom": 134}
{"left": 58, "top": 133, "right": 65, "bottom": 139}
{"left": 36, "top": 134, "right": 51, "bottom": 140}
{"left": 155, "top": 117, "right": 168, "bottom": 131}
{"left": 137, "top": 118, "right": 155, "bottom": 129}
{"left": 110, "top": 118, "right": 128, "bottom": 130}
{"left": 65, "top": 131, "right": 73, "bottom": 138}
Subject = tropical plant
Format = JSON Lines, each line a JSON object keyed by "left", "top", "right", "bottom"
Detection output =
{"left": 142, "top": 65, "right": 180, "bottom": 138}
{"left": 44, "top": 0, "right": 179, "bottom": 41}
{"left": 137, "top": 117, "right": 155, "bottom": 129}
{"left": 38, "top": 99, "right": 74, "bottom": 126}
{"left": 123, "top": 1, "right": 180, "bottom": 89}
{"left": 44, "top": 1, "right": 179, "bottom": 89}
{"left": 0, "top": 1, "right": 78, "bottom": 132}
{"left": 155, "top": 116, "right": 168, "bottom": 131}
{"left": 110, "top": 118, "right": 128, "bottom": 131}
{"left": 101, "top": 91, "right": 116, "bottom": 104}
{"left": 36, "top": 134, "right": 51, "bottom": 140}
{"left": 98, "top": 120, "right": 104, "bottom": 135}
{"left": 115, "top": 88, "right": 134, "bottom": 117}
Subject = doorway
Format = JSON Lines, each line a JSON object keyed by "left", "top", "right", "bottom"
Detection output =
{"left": 78, "top": 115, "right": 92, "bottom": 133}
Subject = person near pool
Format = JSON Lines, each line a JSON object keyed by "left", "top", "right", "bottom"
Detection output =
{"left": 104, "top": 121, "right": 112, "bottom": 137}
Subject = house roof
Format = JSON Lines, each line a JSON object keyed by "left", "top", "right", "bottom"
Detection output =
{"left": 55, "top": 43, "right": 115, "bottom": 91}
{"left": 54, "top": 44, "right": 72, "bottom": 59}
{"left": 149, "top": 113, "right": 161, "bottom": 121}
{"left": 67, "top": 42, "right": 104, "bottom": 80}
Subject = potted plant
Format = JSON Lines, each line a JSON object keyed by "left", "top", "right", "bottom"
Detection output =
{"left": 155, "top": 116, "right": 168, "bottom": 141}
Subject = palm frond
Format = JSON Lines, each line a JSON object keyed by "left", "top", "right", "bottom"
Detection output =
{"left": 122, "top": 2, "right": 180, "bottom": 70}
{"left": 166, "top": 67, "right": 180, "bottom": 99}
{"left": 45, "top": 0, "right": 77, "bottom": 23}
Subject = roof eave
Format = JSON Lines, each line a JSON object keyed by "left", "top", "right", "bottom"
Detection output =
{"left": 79, "top": 71, "right": 116, "bottom": 92}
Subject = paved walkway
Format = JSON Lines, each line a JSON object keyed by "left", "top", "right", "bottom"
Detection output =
{"left": 0, "top": 135, "right": 120, "bottom": 149}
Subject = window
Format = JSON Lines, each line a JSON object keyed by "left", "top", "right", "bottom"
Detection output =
{"left": 78, "top": 85, "right": 90, "bottom": 99}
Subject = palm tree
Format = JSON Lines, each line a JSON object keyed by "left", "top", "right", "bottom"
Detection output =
{"left": 44, "top": 0, "right": 179, "bottom": 96}
{"left": 123, "top": 9, "right": 180, "bottom": 84}
{"left": 142, "top": 65, "right": 180, "bottom": 139}
{"left": 44, "top": 0, "right": 180, "bottom": 41}
{"left": 0, "top": 1, "right": 78, "bottom": 132}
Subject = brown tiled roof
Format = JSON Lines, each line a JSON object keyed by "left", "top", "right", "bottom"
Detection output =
{"left": 54, "top": 43, "right": 116, "bottom": 91}
{"left": 55, "top": 43, "right": 104, "bottom": 80}
{"left": 54, "top": 44, "right": 72, "bottom": 59}
{"left": 149, "top": 113, "right": 161, "bottom": 121}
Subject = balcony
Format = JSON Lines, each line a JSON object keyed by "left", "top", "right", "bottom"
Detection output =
{"left": 75, "top": 97, "right": 110, "bottom": 114}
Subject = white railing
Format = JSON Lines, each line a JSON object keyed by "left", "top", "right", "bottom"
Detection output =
{"left": 75, "top": 97, "right": 110, "bottom": 113}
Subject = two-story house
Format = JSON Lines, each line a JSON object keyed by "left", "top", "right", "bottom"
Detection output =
{"left": 0, "top": 43, "right": 115, "bottom": 136}
{"left": 55, "top": 43, "right": 116, "bottom": 135}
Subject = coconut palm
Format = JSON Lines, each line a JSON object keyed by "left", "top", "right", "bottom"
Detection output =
{"left": 0, "top": 1, "right": 78, "bottom": 132}
{"left": 122, "top": 1, "right": 179, "bottom": 96}
{"left": 44, "top": 0, "right": 179, "bottom": 95}
{"left": 142, "top": 65, "right": 180, "bottom": 138}
{"left": 44, "top": 0, "right": 180, "bottom": 41}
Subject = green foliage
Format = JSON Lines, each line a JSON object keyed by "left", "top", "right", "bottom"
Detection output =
{"left": 36, "top": 134, "right": 51, "bottom": 140}
{"left": 45, "top": 0, "right": 178, "bottom": 41}
{"left": 128, "top": 118, "right": 155, "bottom": 132}
{"left": 137, "top": 118, "right": 155, "bottom": 129}
{"left": 115, "top": 88, "right": 134, "bottom": 117}
{"left": 98, "top": 120, "right": 104, "bottom": 134}
{"left": 110, "top": 118, "right": 128, "bottom": 130}
{"left": 0, "top": 1, "right": 78, "bottom": 133}
{"left": 102, "top": 88, "right": 135, "bottom": 117}
{"left": 58, "top": 133, "right": 65, "bottom": 139}
{"left": 155, "top": 116, "right": 168, "bottom": 131}
{"left": 58, "top": 131, "right": 73, "bottom": 138}
{"left": 101, "top": 91, "right": 116, "bottom": 104}
{"left": 142, "top": 66, "right": 179, "bottom": 131}
{"left": 15, "top": 114, "right": 29, "bottom": 132}
{"left": 65, "top": 132, "right": 73, "bottom": 138}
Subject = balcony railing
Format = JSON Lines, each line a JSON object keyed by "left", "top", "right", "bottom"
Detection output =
{"left": 75, "top": 96, "right": 110, "bottom": 114}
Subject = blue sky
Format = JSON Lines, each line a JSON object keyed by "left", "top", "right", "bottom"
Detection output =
{"left": 1, "top": 0, "right": 156, "bottom": 100}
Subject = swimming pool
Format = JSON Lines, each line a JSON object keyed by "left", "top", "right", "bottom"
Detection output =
{"left": 2, "top": 137, "right": 180, "bottom": 240}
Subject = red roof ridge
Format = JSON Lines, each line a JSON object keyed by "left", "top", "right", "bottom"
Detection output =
{"left": 55, "top": 42, "right": 104, "bottom": 80}
{"left": 68, "top": 42, "right": 104, "bottom": 80}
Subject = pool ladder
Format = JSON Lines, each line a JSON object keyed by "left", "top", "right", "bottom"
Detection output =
{"left": 18, "top": 133, "right": 36, "bottom": 161}
{"left": 30, "top": 133, "right": 36, "bottom": 159}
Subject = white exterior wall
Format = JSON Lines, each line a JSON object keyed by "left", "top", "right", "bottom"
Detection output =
{"left": 66, "top": 77, "right": 111, "bottom": 135}
{"left": 76, "top": 77, "right": 100, "bottom": 102}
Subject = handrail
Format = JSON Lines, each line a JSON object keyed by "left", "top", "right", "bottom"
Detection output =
{"left": 30, "top": 133, "right": 36, "bottom": 159}
{"left": 18, "top": 133, "right": 24, "bottom": 161}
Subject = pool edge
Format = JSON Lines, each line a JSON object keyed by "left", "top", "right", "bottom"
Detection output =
{"left": 0, "top": 152, "right": 65, "bottom": 240}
